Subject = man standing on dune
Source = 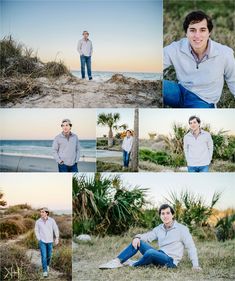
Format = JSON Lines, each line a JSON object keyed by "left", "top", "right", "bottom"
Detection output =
{"left": 77, "top": 31, "right": 93, "bottom": 80}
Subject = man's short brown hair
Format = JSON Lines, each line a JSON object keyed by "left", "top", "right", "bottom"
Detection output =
{"left": 183, "top": 11, "right": 213, "bottom": 33}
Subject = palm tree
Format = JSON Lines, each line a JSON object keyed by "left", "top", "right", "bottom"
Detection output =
{"left": 0, "top": 191, "right": 7, "bottom": 207}
{"left": 131, "top": 108, "right": 139, "bottom": 172}
{"left": 97, "top": 112, "right": 127, "bottom": 147}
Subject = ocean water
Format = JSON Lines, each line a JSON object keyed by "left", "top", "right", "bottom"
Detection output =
{"left": 71, "top": 70, "right": 162, "bottom": 82}
{"left": 0, "top": 140, "right": 96, "bottom": 160}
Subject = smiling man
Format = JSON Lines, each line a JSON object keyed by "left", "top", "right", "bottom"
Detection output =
{"left": 163, "top": 11, "right": 235, "bottom": 108}
{"left": 99, "top": 204, "right": 201, "bottom": 271}
{"left": 184, "top": 116, "right": 213, "bottom": 172}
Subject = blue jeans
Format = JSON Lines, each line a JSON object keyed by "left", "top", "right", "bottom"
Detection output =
{"left": 117, "top": 240, "right": 176, "bottom": 268}
{"left": 39, "top": 241, "right": 53, "bottom": 272}
{"left": 123, "top": 150, "right": 131, "bottom": 167}
{"left": 80, "top": 55, "right": 92, "bottom": 79}
{"left": 58, "top": 163, "right": 78, "bottom": 172}
{"left": 188, "top": 165, "right": 209, "bottom": 172}
{"left": 163, "top": 80, "right": 215, "bottom": 108}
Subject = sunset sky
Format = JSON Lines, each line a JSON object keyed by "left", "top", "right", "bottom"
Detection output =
{"left": 1, "top": 0, "right": 163, "bottom": 72}
{"left": 1, "top": 109, "right": 96, "bottom": 139}
{"left": 139, "top": 109, "right": 235, "bottom": 139}
{"left": 0, "top": 173, "right": 72, "bottom": 212}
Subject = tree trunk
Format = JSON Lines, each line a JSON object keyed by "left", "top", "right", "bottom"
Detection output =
{"left": 131, "top": 108, "right": 139, "bottom": 172}
{"left": 108, "top": 127, "right": 114, "bottom": 147}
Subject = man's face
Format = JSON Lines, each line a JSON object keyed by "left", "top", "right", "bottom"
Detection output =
{"left": 160, "top": 207, "right": 173, "bottom": 225}
{"left": 186, "top": 19, "right": 210, "bottom": 52}
{"left": 40, "top": 210, "right": 48, "bottom": 219}
{"left": 126, "top": 131, "right": 131, "bottom": 137}
{"left": 189, "top": 118, "right": 200, "bottom": 131}
{"left": 61, "top": 122, "right": 71, "bottom": 134}
{"left": 83, "top": 32, "right": 89, "bottom": 40}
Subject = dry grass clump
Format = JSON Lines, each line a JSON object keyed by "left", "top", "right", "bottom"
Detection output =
{"left": 51, "top": 245, "right": 72, "bottom": 280}
{"left": 0, "top": 244, "right": 40, "bottom": 280}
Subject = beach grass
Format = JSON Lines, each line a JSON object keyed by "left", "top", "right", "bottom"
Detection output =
{"left": 73, "top": 231, "right": 235, "bottom": 281}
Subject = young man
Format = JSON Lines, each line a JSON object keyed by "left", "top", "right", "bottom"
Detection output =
{"left": 35, "top": 207, "right": 59, "bottom": 278}
{"left": 52, "top": 119, "right": 80, "bottom": 172}
{"left": 99, "top": 204, "right": 201, "bottom": 270}
{"left": 121, "top": 130, "right": 133, "bottom": 168}
{"left": 77, "top": 31, "right": 93, "bottom": 80}
{"left": 184, "top": 116, "right": 213, "bottom": 172}
{"left": 164, "top": 10, "right": 235, "bottom": 108}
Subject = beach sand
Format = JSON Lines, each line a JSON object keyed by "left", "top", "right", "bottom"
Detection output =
{"left": 0, "top": 154, "right": 96, "bottom": 172}
{"left": 1, "top": 74, "right": 162, "bottom": 108}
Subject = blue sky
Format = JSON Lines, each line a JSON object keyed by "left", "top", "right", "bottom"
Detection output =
{"left": 1, "top": 0, "right": 163, "bottom": 72}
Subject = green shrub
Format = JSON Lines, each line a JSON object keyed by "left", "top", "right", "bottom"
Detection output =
{"left": 51, "top": 245, "right": 72, "bottom": 280}
{"left": 216, "top": 213, "right": 235, "bottom": 241}
{"left": 22, "top": 229, "right": 39, "bottom": 250}
{"left": 96, "top": 138, "right": 108, "bottom": 147}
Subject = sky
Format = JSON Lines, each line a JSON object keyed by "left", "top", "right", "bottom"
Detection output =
{"left": 1, "top": 0, "right": 163, "bottom": 72}
{"left": 0, "top": 173, "right": 72, "bottom": 212}
{"left": 0, "top": 109, "right": 96, "bottom": 139}
{"left": 139, "top": 109, "right": 235, "bottom": 138}
{"left": 103, "top": 173, "right": 235, "bottom": 210}
{"left": 97, "top": 108, "right": 135, "bottom": 137}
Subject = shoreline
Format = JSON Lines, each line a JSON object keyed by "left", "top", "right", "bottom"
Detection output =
{"left": 0, "top": 154, "right": 96, "bottom": 172}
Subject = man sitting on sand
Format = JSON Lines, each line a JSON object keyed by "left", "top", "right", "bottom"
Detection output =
{"left": 164, "top": 10, "right": 235, "bottom": 108}
{"left": 77, "top": 31, "right": 93, "bottom": 80}
{"left": 184, "top": 116, "right": 213, "bottom": 173}
{"left": 52, "top": 118, "right": 80, "bottom": 172}
{"left": 99, "top": 204, "right": 201, "bottom": 271}
{"left": 35, "top": 207, "right": 59, "bottom": 278}
{"left": 122, "top": 129, "right": 133, "bottom": 169}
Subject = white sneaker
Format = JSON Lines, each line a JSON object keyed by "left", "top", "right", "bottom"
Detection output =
{"left": 43, "top": 271, "right": 48, "bottom": 278}
{"left": 99, "top": 258, "right": 123, "bottom": 269}
{"left": 123, "top": 259, "right": 136, "bottom": 267}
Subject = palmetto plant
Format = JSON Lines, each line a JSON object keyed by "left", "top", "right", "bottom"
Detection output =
{"left": 215, "top": 212, "right": 235, "bottom": 242}
{"left": 165, "top": 190, "right": 222, "bottom": 229}
{"left": 97, "top": 112, "right": 128, "bottom": 147}
{"left": 73, "top": 173, "right": 147, "bottom": 235}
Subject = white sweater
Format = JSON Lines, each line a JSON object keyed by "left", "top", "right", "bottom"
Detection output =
{"left": 135, "top": 221, "right": 199, "bottom": 267}
{"left": 122, "top": 136, "right": 133, "bottom": 153}
{"left": 35, "top": 217, "right": 59, "bottom": 243}
{"left": 164, "top": 38, "right": 235, "bottom": 104}
{"left": 184, "top": 129, "right": 213, "bottom": 166}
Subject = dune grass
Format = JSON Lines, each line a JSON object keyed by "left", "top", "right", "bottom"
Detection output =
{"left": 73, "top": 233, "right": 235, "bottom": 281}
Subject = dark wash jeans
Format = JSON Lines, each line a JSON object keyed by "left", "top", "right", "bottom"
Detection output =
{"left": 163, "top": 80, "right": 215, "bottom": 108}
{"left": 117, "top": 240, "right": 176, "bottom": 268}
{"left": 80, "top": 55, "right": 92, "bottom": 79}
{"left": 123, "top": 150, "right": 131, "bottom": 167}
{"left": 58, "top": 163, "right": 78, "bottom": 172}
